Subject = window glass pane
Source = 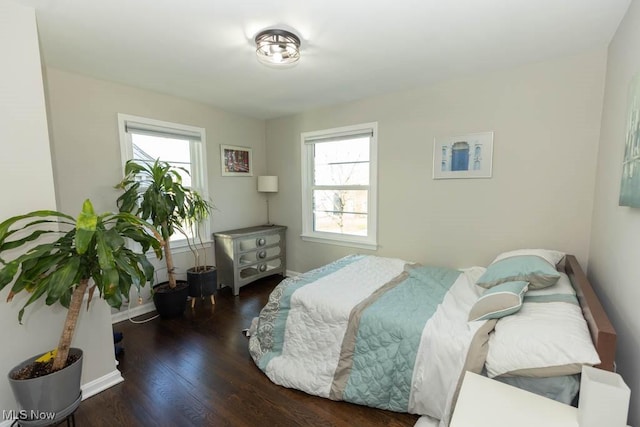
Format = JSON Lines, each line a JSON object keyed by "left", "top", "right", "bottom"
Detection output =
{"left": 132, "top": 134, "right": 191, "bottom": 163}
{"left": 314, "top": 211, "right": 368, "bottom": 236}
{"left": 313, "top": 189, "right": 368, "bottom": 235}
{"left": 168, "top": 162, "right": 192, "bottom": 188}
{"left": 172, "top": 223, "right": 194, "bottom": 242}
{"left": 130, "top": 132, "right": 194, "bottom": 242}
{"left": 314, "top": 162, "right": 369, "bottom": 186}
{"left": 314, "top": 137, "right": 369, "bottom": 186}
{"left": 131, "top": 134, "right": 192, "bottom": 187}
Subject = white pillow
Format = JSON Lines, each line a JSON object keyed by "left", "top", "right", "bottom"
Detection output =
{"left": 492, "top": 249, "right": 565, "bottom": 266}
{"left": 526, "top": 270, "right": 574, "bottom": 296}
{"left": 485, "top": 273, "right": 600, "bottom": 378}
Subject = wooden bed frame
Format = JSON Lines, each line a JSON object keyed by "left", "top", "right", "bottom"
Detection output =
{"left": 564, "top": 255, "right": 616, "bottom": 371}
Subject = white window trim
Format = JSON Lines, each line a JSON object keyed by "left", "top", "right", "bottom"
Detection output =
{"left": 300, "top": 122, "right": 378, "bottom": 250}
{"left": 117, "top": 113, "right": 210, "bottom": 254}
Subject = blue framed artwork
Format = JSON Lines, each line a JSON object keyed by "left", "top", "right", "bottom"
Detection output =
{"left": 433, "top": 131, "right": 493, "bottom": 179}
{"left": 619, "top": 73, "right": 640, "bottom": 207}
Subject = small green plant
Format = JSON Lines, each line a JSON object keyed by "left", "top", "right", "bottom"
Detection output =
{"left": 183, "top": 191, "right": 214, "bottom": 273}
{"left": 0, "top": 199, "right": 163, "bottom": 372}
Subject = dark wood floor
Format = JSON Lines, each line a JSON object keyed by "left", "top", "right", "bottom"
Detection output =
{"left": 74, "top": 276, "right": 420, "bottom": 426}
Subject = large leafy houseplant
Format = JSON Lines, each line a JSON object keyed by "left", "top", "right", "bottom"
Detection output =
{"left": 116, "top": 159, "right": 212, "bottom": 315}
{"left": 0, "top": 199, "right": 162, "bottom": 373}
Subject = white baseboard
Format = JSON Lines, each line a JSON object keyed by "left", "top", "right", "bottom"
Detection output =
{"left": 0, "top": 370, "right": 123, "bottom": 426}
{"left": 81, "top": 369, "right": 124, "bottom": 400}
{"left": 109, "top": 274, "right": 300, "bottom": 323}
{"left": 111, "top": 301, "right": 156, "bottom": 324}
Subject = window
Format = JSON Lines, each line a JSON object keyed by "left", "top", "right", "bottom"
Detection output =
{"left": 301, "top": 122, "right": 378, "bottom": 249}
{"left": 118, "top": 113, "right": 209, "bottom": 249}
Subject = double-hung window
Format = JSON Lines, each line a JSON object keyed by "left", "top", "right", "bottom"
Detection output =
{"left": 118, "top": 113, "right": 209, "bottom": 250}
{"left": 301, "top": 122, "right": 378, "bottom": 249}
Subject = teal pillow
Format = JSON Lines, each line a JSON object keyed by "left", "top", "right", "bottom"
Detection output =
{"left": 468, "top": 281, "right": 529, "bottom": 321}
{"left": 476, "top": 255, "right": 560, "bottom": 290}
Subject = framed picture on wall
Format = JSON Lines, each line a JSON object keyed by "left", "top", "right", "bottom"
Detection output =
{"left": 221, "top": 144, "right": 253, "bottom": 176}
{"left": 619, "top": 72, "right": 640, "bottom": 207}
{"left": 433, "top": 131, "right": 494, "bottom": 179}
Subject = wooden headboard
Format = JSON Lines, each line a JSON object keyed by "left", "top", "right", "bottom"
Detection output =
{"left": 563, "top": 255, "right": 617, "bottom": 371}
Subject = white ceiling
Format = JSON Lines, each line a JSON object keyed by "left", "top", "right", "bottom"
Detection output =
{"left": 14, "top": 0, "right": 631, "bottom": 119}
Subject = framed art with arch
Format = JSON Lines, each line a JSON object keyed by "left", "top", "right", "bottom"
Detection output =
{"left": 433, "top": 131, "right": 493, "bottom": 179}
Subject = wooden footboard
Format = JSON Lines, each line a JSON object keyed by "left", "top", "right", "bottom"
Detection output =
{"left": 564, "top": 255, "right": 616, "bottom": 371}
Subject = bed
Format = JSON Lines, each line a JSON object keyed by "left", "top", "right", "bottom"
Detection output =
{"left": 247, "top": 250, "right": 616, "bottom": 427}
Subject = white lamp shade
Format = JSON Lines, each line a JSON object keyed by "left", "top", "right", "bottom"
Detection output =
{"left": 578, "top": 365, "right": 630, "bottom": 427}
{"left": 258, "top": 176, "right": 278, "bottom": 193}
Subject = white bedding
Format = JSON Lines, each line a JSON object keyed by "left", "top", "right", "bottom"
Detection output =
{"left": 265, "top": 256, "right": 408, "bottom": 395}
{"left": 248, "top": 255, "right": 600, "bottom": 427}
{"left": 249, "top": 255, "right": 492, "bottom": 426}
{"left": 486, "top": 272, "right": 601, "bottom": 378}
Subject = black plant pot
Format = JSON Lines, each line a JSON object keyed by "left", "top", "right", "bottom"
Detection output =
{"left": 187, "top": 266, "right": 217, "bottom": 298}
{"left": 153, "top": 280, "right": 189, "bottom": 319}
{"left": 8, "top": 348, "right": 83, "bottom": 421}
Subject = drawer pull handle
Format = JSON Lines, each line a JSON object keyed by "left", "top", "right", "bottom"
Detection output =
{"left": 257, "top": 250, "right": 267, "bottom": 259}
{"left": 258, "top": 264, "right": 267, "bottom": 272}
{"left": 256, "top": 237, "right": 266, "bottom": 246}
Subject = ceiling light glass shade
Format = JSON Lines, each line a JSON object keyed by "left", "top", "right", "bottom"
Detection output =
{"left": 255, "top": 29, "right": 300, "bottom": 66}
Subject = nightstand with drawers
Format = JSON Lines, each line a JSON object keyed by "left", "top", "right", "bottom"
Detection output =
{"left": 213, "top": 225, "right": 286, "bottom": 296}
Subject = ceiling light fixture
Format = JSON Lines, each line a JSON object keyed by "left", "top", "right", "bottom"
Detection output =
{"left": 255, "top": 29, "right": 301, "bottom": 67}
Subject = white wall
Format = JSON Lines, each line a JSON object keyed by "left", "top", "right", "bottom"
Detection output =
{"left": 45, "top": 68, "right": 267, "bottom": 223}
{"left": 0, "top": 3, "right": 116, "bottom": 414}
{"left": 44, "top": 68, "right": 268, "bottom": 310}
{"left": 588, "top": 1, "right": 640, "bottom": 425}
{"left": 267, "top": 50, "right": 607, "bottom": 274}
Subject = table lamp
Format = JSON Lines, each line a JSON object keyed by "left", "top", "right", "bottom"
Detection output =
{"left": 258, "top": 176, "right": 278, "bottom": 226}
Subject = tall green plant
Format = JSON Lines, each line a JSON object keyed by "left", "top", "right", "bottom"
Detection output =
{"left": 115, "top": 159, "right": 212, "bottom": 288}
{"left": 0, "top": 199, "right": 163, "bottom": 371}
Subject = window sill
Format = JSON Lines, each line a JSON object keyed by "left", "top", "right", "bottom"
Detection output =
{"left": 146, "top": 239, "right": 212, "bottom": 260}
{"left": 300, "top": 234, "right": 378, "bottom": 251}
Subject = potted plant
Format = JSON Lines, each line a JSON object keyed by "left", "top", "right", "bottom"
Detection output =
{"left": 116, "top": 159, "right": 212, "bottom": 317}
{"left": 0, "top": 199, "right": 162, "bottom": 420}
{"left": 183, "top": 192, "right": 216, "bottom": 307}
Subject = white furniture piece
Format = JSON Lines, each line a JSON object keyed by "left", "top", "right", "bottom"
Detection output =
{"left": 578, "top": 365, "right": 630, "bottom": 427}
{"left": 213, "top": 225, "right": 286, "bottom": 296}
{"left": 450, "top": 371, "right": 630, "bottom": 427}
